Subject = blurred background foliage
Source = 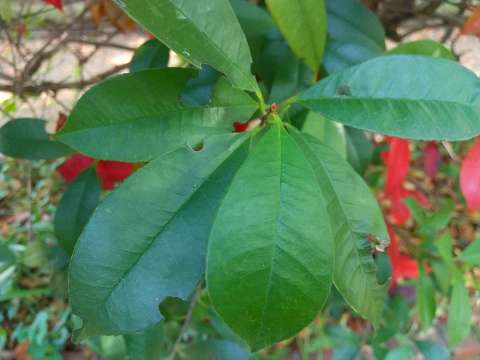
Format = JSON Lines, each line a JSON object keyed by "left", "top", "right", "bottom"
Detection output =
{"left": 0, "top": 0, "right": 480, "bottom": 359}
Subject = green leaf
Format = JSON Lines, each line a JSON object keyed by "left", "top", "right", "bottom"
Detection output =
{"left": 54, "top": 167, "right": 101, "bottom": 255}
{"left": 182, "top": 66, "right": 221, "bottom": 106}
{"left": 300, "top": 111, "right": 346, "bottom": 158}
{"left": 257, "top": 30, "right": 314, "bottom": 103}
{"left": 69, "top": 133, "right": 251, "bottom": 337}
{"left": 0, "top": 242, "right": 15, "bottom": 273}
{"left": 207, "top": 121, "right": 334, "bottom": 350}
{"left": 23, "top": 241, "right": 49, "bottom": 269}
{"left": 404, "top": 197, "right": 427, "bottom": 226}
{"left": 113, "top": 0, "right": 258, "bottom": 93}
{"left": 324, "top": 0, "right": 385, "bottom": 73}
{"left": 124, "top": 324, "right": 166, "bottom": 360}
{"left": 447, "top": 280, "right": 472, "bottom": 347}
{"left": 435, "top": 234, "right": 455, "bottom": 269}
{"left": 266, "top": 0, "right": 327, "bottom": 73}
{"left": 424, "top": 199, "right": 455, "bottom": 231}
{"left": 57, "top": 69, "right": 257, "bottom": 162}
{"left": 417, "top": 266, "right": 436, "bottom": 330}
{"left": 288, "top": 127, "right": 389, "bottom": 327}
{"left": 0, "top": 118, "right": 73, "bottom": 160}
{"left": 298, "top": 55, "right": 480, "bottom": 141}
{"left": 178, "top": 340, "right": 253, "bottom": 360}
{"left": 387, "top": 40, "right": 455, "bottom": 60}
{"left": 345, "top": 127, "right": 372, "bottom": 174}
{"left": 230, "top": 0, "right": 275, "bottom": 38}
{"left": 458, "top": 239, "right": 480, "bottom": 266}
{"left": 129, "top": 39, "right": 170, "bottom": 72}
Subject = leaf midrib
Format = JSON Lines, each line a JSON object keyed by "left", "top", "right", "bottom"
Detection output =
{"left": 256, "top": 124, "right": 283, "bottom": 346}
{"left": 300, "top": 95, "right": 479, "bottom": 109}
{"left": 170, "top": 2, "right": 256, "bottom": 92}
{"left": 291, "top": 131, "right": 385, "bottom": 318}
{"left": 99, "top": 135, "right": 248, "bottom": 317}
{"left": 59, "top": 104, "right": 256, "bottom": 138}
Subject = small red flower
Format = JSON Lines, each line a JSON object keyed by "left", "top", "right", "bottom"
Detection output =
{"left": 43, "top": 0, "right": 63, "bottom": 11}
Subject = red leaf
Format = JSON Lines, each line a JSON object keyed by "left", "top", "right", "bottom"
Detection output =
{"left": 423, "top": 142, "right": 441, "bottom": 178}
{"left": 462, "top": 8, "right": 480, "bottom": 36}
{"left": 382, "top": 137, "right": 431, "bottom": 225}
{"left": 384, "top": 137, "right": 410, "bottom": 193}
{"left": 96, "top": 161, "right": 135, "bottom": 190}
{"left": 233, "top": 122, "right": 249, "bottom": 133}
{"left": 389, "top": 190, "right": 411, "bottom": 226}
{"left": 58, "top": 155, "right": 93, "bottom": 183}
{"left": 387, "top": 225, "right": 419, "bottom": 288}
{"left": 43, "top": 0, "right": 63, "bottom": 11}
{"left": 460, "top": 138, "right": 480, "bottom": 210}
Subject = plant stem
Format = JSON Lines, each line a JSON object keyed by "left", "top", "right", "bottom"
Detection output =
{"left": 277, "top": 95, "right": 298, "bottom": 117}
{"left": 166, "top": 281, "right": 203, "bottom": 360}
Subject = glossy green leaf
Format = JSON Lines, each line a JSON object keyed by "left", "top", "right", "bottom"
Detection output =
{"left": 266, "top": 0, "right": 327, "bottom": 73}
{"left": 298, "top": 55, "right": 480, "bottom": 140}
{"left": 258, "top": 30, "right": 314, "bottom": 103}
{"left": 129, "top": 39, "right": 169, "bottom": 72}
{"left": 182, "top": 66, "right": 221, "bottom": 106}
{"left": 113, "top": 0, "right": 258, "bottom": 93}
{"left": 345, "top": 127, "right": 372, "bottom": 174}
{"left": 300, "top": 111, "right": 346, "bottom": 158}
{"left": 69, "top": 133, "right": 251, "bottom": 337}
{"left": 447, "top": 280, "right": 472, "bottom": 347}
{"left": 324, "top": 0, "right": 385, "bottom": 73}
{"left": 207, "top": 121, "right": 334, "bottom": 350}
{"left": 289, "top": 127, "right": 389, "bottom": 327}
{"left": 417, "top": 266, "right": 436, "bottom": 330}
{"left": 179, "top": 340, "right": 253, "bottom": 360}
{"left": 459, "top": 239, "right": 480, "bottom": 266}
{"left": 54, "top": 167, "right": 100, "bottom": 255}
{"left": 230, "top": 0, "right": 275, "bottom": 38}
{"left": 58, "top": 69, "right": 257, "bottom": 162}
{"left": 0, "top": 118, "right": 73, "bottom": 160}
{"left": 387, "top": 40, "right": 455, "bottom": 60}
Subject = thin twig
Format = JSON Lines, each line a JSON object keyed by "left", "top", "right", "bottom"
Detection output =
{"left": 166, "top": 281, "right": 203, "bottom": 360}
{"left": 0, "top": 62, "right": 129, "bottom": 95}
